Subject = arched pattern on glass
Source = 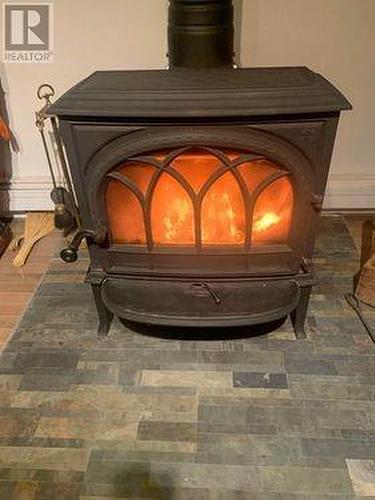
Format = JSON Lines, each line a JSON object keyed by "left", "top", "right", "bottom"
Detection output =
{"left": 106, "top": 180, "right": 146, "bottom": 244}
{"left": 104, "top": 147, "right": 294, "bottom": 250}
{"left": 151, "top": 172, "right": 195, "bottom": 245}
{"left": 251, "top": 176, "right": 294, "bottom": 246}
{"left": 116, "top": 163, "right": 155, "bottom": 195}
{"left": 201, "top": 171, "right": 245, "bottom": 245}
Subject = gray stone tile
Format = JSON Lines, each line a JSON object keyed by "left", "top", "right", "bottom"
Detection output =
{"left": 233, "top": 372, "right": 288, "bottom": 389}
{"left": 299, "top": 405, "right": 374, "bottom": 431}
{"left": 199, "top": 404, "right": 247, "bottom": 425}
{"left": 341, "top": 429, "right": 375, "bottom": 440}
{"left": 198, "top": 421, "right": 277, "bottom": 435}
{"left": 198, "top": 433, "right": 302, "bottom": 459}
{"left": 141, "top": 369, "right": 232, "bottom": 389}
{"left": 90, "top": 449, "right": 195, "bottom": 466}
{"left": 218, "top": 495, "right": 356, "bottom": 500}
{"left": 0, "top": 447, "right": 89, "bottom": 471}
{"left": 258, "top": 339, "right": 315, "bottom": 354}
{"left": 137, "top": 421, "right": 197, "bottom": 443}
{"left": 150, "top": 462, "right": 262, "bottom": 491}
{"left": 301, "top": 438, "right": 375, "bottom": 459}
{"left": 197, "top": 350, "right": 284, "bottom": 370}
{"left": 285, "top": 354, "right": 337, "bottom": 375}
{"left": 0, "top": 414, "right": 39, "bottom": 439}
{"left": 246, "top": 406, "right": 302, "bottom": 426}
{"left": 194, "top": 452, "right": 346, "bottom": 469}
{"left": 335, "top": 359, "right": 375, "bottom": 376}
{"left": 85, "top": 459, "right": 150, "bottom": 486}
{"left": 118, "top": 368, "right": 139, "bottom": 386}
{"left": 80, "top": 349, "right": 198, "bottom": 367}
{"left": 35, "top": 283, "right": 90, "bottom": 297}
{"left": 19, "top": 373, "right": 74, "bottom": 392}
{"left": 260, "top": 465, "right": 353, "bottom": 494}
{"left": 14, "top": 352, "right": 80, "bottom": 370}
{"left": 80, "top": 481, "right": 190, "bottom": 499}
{"left": 288, "top": 377, "right": 375, "bottom": 401}
{"left": 0, "top": 436, "right": 85, "bottom": 449}
{"left": 0, "top": 468, "right": 84, "bottom": 483}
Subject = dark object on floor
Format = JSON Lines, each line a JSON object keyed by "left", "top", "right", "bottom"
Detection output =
{"left": 0, "top": 219, "right": 11, "bottom": 257}
{"left": 0, "top": 109, "right": 11, "bottom": 257}
{"left": 355, "top": 219, "right": 375, "bottom": 306}
{"left": 122, "top": 317, "right": 287, "bottom": 341}
{"left": 356, "top": 255, "right": 375, "bottom": 307}
{"left": 346, "top": 218, "right": 375, "bottom": 343}
{"left": 345, "top": 293, "right": 375, "bottom": 344}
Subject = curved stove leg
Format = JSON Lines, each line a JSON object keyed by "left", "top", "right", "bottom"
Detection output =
{"left": 91, "top": 283, "right": 113, "bottom": 337}
{"left": 291, "top": 286, "right": 311, "bottom": 340}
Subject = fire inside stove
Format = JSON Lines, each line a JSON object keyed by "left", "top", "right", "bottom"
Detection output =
{"left": 105, "top": 148, "right": 293, "bottom": 248}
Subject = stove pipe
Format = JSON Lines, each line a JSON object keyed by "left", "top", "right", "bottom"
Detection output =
{"left": 168, "top": 0, "right": 234, "bottom": 69}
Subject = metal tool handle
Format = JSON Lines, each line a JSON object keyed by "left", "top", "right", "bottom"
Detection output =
{"left": 37, "top": 83, "right": 55, "bottom": 104}
{"left": 36, "top": 83, "right": 81, "bottom": 231}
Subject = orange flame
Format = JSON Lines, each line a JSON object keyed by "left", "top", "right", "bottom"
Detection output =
{"left": 106, "top": 150, "right": 293, "bottom": 247}
{"left": 253, "top": 212, "right": 281, "bottom": 233}
{"left": 163, "top": 198, "right": 191, "bottom": 241}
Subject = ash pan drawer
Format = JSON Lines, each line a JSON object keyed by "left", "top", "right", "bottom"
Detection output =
{"left": 101, "top": 276, "right": 301, "bottom": 327}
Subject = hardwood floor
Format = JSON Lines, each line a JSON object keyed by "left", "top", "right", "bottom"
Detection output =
{"left": 0, "top": 221, "right": 62, "bottom": 350}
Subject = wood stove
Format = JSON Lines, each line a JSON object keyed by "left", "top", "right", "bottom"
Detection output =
{"left": 47, "top": 0, "right": 351, "bottom": 338}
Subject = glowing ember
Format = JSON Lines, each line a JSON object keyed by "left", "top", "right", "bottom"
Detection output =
{"left": 253, "top": 212, "right": 281, "bottom": 233}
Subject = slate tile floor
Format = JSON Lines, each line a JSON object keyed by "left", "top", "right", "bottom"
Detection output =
{"left": 0, "top": 215, "right": 374, "bottom": 499}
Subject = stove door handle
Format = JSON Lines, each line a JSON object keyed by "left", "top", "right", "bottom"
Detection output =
{"left": 60, "top": 228, "right": 106, "bottom": 263}
{"left": 193, "top": 281, "right": 221, "bottom": 305}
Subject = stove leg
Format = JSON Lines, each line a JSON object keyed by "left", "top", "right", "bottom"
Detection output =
{"left": 291, "top": 286, "right": 311, "bottom": 340}
{"left": 91, "top": 284, "right": 113, "bottom": 337}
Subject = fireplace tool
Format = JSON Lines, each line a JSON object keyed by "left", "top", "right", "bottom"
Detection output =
{"left": 36, "top": 84, "right": 79, "bottom": 233}
{"left": 36, "top": 84, "right": 106, "bottom": 262}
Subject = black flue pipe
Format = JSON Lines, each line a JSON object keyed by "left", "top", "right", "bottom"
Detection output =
{"left": 168, "top": 0, "right": 234, "bottom": 69}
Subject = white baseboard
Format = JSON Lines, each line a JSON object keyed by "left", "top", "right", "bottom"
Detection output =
{"left": 324, "top": 175, "right": 375, "bottom": 210}
{"left": 4, "top": 177, "right": 54, "bottom": 212}
{"left": 3, "top": 174, "right": 375, "bottom": 212}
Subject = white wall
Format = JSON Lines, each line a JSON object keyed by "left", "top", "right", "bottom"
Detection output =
{"left": 0, "top": 0, "right": 167, "bottom": 211}
{"left": 1, "top": 0, "right": 374, "bottom": 211}
{"left": 240, "top": 0, "right": 375, "bottom": 209}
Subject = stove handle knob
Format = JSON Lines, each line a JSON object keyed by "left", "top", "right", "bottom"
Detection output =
{"left": 60, "top": 227, "right": 106, "bottom": 263}
{"left": 60, "top": 246, "right": 78, "bottom": 263}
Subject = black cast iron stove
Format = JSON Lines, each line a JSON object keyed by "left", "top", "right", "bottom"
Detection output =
{"left": 48, "top": 0, "right": 351, "bottom": 337}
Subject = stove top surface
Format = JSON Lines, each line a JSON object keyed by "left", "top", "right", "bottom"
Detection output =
{"left": 49, "top": 66, "right": 351, "bottom": 120}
